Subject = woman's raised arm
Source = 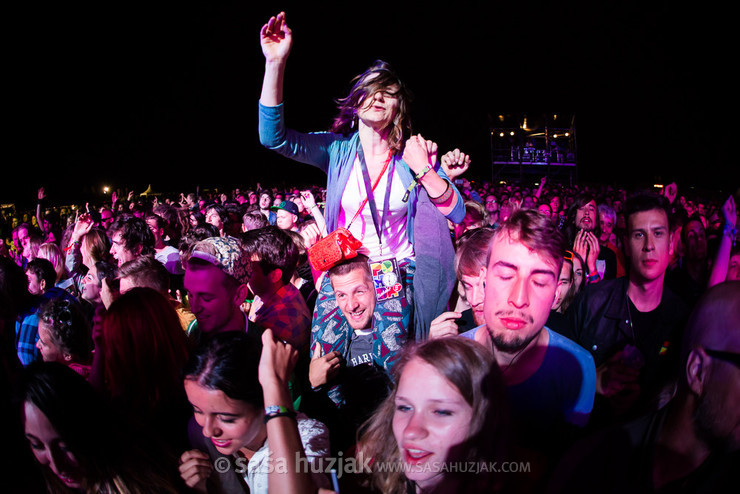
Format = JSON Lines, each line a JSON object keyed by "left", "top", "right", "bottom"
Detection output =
{"left": 260, "top": 11, "right": 293, "bottom": 106}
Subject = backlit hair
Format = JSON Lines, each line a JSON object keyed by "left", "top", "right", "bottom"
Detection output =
{"left": 331, "top": 60, "right": 412, "bottom": 155}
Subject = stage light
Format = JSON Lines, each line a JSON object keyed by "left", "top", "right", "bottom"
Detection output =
{"left": 103, "top": 186, "right": 110, "bottom": 194}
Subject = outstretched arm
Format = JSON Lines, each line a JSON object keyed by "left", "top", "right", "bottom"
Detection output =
{"left": 708, "top": 195, "right": 737, "bottom": 287}
{"left": 260, "top": 12, "right": 292, "bottom": 107}
{"left": 259, "top": 329, "right": 321, "bottom": 494}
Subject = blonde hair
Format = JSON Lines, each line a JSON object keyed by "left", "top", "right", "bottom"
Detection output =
{"left": 36, "top": 242, "right": 68, "bottom": 283}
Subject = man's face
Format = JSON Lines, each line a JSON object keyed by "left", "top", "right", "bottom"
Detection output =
{"left": 109, "top": 231, "right": 138, "bottom": 267}
{"left": 18, "top": 227, "right": 30, "bottom": 255}
{"left": 626, "top": 208, "right": 673, "bottom": 284}
{"left": 575, "top": 200, "right": 598, "bottom": 232}
{"left": 259, "top": 194, "right": 271, "bottom": 209}
{"left": 275, "top": 210, "right": 297, "bottom": 230}
{"left": 184, "top": 264, "right": 241, "bottom": 335}
{"left": 484, "top": 232, "right": 559, "bottom": 354}
{"left": 100, "top": 211, "right": 114, "bottom": 230}
{"left": 331, "top": 269, "right": 376, "bottom": 331}
{"left": 693, "top": 343, "right": 740, "bottom": 451}
{"left": 485, "top": 195, "right": 498, "bottom": 213}
{"left": 26, "top": 271, "right": 43, "bottom": 295}
{"left": 460, "top": 270, "right": 485, "bottom": 326}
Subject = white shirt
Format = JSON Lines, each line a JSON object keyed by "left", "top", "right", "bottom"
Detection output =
{"left": 338, "top": 156, "right": 414, "bottom": 261}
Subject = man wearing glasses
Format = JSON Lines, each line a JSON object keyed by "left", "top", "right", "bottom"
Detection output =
{"left": 549, "top": 281, "right": 739, "bottom": 493}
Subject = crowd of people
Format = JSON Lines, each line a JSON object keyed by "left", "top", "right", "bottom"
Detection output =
{"left": 1, "top": 10, "right": 738, "bottom": 494}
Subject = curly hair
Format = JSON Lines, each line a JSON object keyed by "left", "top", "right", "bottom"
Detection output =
{"left": 38, "top": 297, "right": 93, "bottom": 363}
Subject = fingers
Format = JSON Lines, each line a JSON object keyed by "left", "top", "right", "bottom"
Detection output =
{"left": 429, "top": 311, "right": 461, "bottom": 340}
{"left": 312, "top": 341, "right": 323, "bottom": 360}
{"left": 179, "top": 450, "right": 212, "bottom": 488}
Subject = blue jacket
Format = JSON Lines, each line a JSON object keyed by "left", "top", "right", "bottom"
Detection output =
{"left": 258, "top": 102, "right": 464, "bottom": 338}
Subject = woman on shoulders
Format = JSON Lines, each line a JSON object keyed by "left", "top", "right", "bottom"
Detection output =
{"left": 258, "top": 11, "right": 465, "bottom": 345}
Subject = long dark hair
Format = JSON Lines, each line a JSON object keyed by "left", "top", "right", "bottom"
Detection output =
{"left": 183, "top": 331, "right": 264, "bottom": 408}
{"left": 19, "top": 361, "right": 180, "bottom": 493}
{"left": 331, "top": 60, "right": 413, "bottom": 155}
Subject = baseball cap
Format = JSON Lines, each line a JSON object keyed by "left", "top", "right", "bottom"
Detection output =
{"left": 270, "top": 200, "right": 299, "bottom": 216}
{"left": 189, "top": 236, "right": 251, "bottom": 285}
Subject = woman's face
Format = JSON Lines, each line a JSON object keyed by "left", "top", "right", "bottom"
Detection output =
{"left": 184, "top": 380, "right": 265, "bottom": 456}
{"left": 24, "top": 401, "right": 84, "bottom": 489}
{"left": 392, "top": 357, "right": 473, "bottom": 491}
{"left": 357, "top": 85, "right": 400, "bottom": 131}
{"left": 552, "top": 261, "right": 573, "bottom": 311}
{"left": 572, "top": 256, "right": 584, "bottom": 290}
{"left": 36, "top": 321, "right": 66, "bottom": 363}
{"left": 189, "top": 213, "right": 199, "bottom": 227}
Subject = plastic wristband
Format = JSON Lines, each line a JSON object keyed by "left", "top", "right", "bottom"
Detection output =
{"left": 414, "top": 164, "right": 433, "bottom": 181}
{"left": 402, "top": 165, "right": 435, "bottom": 203}
{"left": 264, "top": 405, "right": 296, "bottom": 423}
{"left": 587, "top": 272, "right": 600, "bottom": 283}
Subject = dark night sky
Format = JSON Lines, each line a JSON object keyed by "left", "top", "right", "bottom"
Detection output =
{"left": 6, "top": 1, "right": 738, "bottom": 209}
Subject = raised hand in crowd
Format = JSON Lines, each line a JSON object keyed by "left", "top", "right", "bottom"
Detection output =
{"left": 70, "top": 212, "right": 95, "bottom": 245}
{"left": 662, "top": 182, "right": 677, "bottom": 204}
{"left": 402, "top": 134, "right": 438, "bottom": 175}
{"left": 440, "top": 148, "right": 471, "bottom": 180}
{"left": 308, "top": 342, "right": 341, "bottom": 389}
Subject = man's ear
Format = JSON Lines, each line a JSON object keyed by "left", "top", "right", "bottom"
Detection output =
{"left": 235, "top": 283, "right": 251, "bottom": 305}
{"left": 268, "top": 268, "right": 283, "bottom": 285}
{"left": 39, "top": 278, "right": 47, "bottom": 293}
{"left": 686, "top": 347, "right": 710, "bottom": 396}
